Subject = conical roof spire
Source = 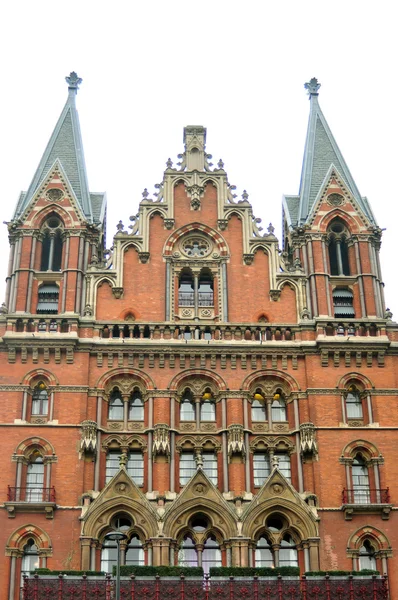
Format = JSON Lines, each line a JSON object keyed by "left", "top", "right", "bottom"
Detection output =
{"left": 295, "top": 77, "right": 376, "bottom": 226}
{"left": 14, "top": 72, "right": 93, "bottom": 222}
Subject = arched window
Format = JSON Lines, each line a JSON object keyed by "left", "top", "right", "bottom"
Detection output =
{"left": 346, "top": 387, "right": 363, "bottom": 419}
{"left": 359, "top": 540, "right": 377, "bottom": 570}
{"left": 128, "top": 391, "right": 144, "bottom": 421}
{"left": 255, "top": 536, "right": 273, "bottom": 567}
{"left": 198, "top": 269, "right": 214, "bottom": 307}
{"left": 21, "top": 539, "right": 40, "bottom": 584}
{"left": 179, "top": 270, "right": 194, "bottom": 306}
{"left": 202, "top": 535, "right": 221, "bottom": 573}
{"left": 26, "top": 454, "right": 44, "bottom": 502}
{"left": 352, "top": 454, "right": 370, "bottom": 504}
{"left": 328, "top": 219, "right": 350, "bottom": 276}
{"left": 125, "top": 535, "right": 144, "bottom": 566}
{"left": 271, "top": 391, "right": 287, "bottom": 421}
{"left": 40, "top": 218, "right": 63, "bottom": 271}
{"left": 252, "top": 392, "right": 266, "bottom": 422}
{"left": 108, "top": 389, "right": 124, "bottom": 420}
{"left": 178, "top": 535, "right": 197, "bottom": 567}
{"left": 101, "top": 538, "right": 118, "bottom": 573}
{"left": 200, "top": 391, "right": 215, "bottom": 421}
{"left": 180, "top": 390, "right": 195, "bottom": 421}
{"left": 32, "top": 382, "right": 48, "bottom": 416}
{"left": 279, "top": 534, "right": 298, "bottom": 567}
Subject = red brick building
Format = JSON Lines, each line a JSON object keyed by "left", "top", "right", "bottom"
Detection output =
{"left": 1, "top": 73, "right": 396, "bottom": 599}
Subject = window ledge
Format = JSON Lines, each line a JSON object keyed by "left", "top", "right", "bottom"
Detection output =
{"left": 342, "top": 503, "right": 392, "bottom": 520}
{"left": 4, "top": 501, "right": 56, "bottom": 519}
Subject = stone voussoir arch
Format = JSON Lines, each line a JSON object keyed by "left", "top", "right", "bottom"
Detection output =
{"left": 163, "top": 497, "right": 237, "bottom": 540}
{"left": 242, "top": 370, "right": 300, "bottom": 394}
{"left": 241, "top": 498, "right": 318, "bottom": 541}
{"left": 20, "top": 368, "right": 59, "bottom": 388}
{"left": 163, "top": 222, "right": 229, "bottom": 257}
{"left": 168, "top": 369, "right": 227, "bottom": 393}
{"left": 337, "top": 372, "right": 374, "bottom": 390}
{"left": 6, "top": 524, "right": 52, "bottom": 555}
{"left": 347, "top": 525, "right": 392, "bottom": 552}
{"left": 81, "top": 497, "right": 158, "bottom": 540}
{"left": 96, "top": 368, "right": 156, "bottom": 393}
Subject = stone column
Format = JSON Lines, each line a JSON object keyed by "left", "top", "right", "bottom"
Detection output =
{"left": 8, "top": 554, "right": 17, "bottom": 600}
{"left": 49, "top": 391, "right": 55, "bottom": 422}
{"left": 81, "top": 538, "right": 91, "bottom": 571}
{"left": 341, "top": 393, "right": 347, "bottom": 424}
{"left": 90, "top": 543, "right": 97, "bottom": 571}
{"left": 94, "top": 395, "right": 103, "bottom": 492}
{"left": 147, "top": 431, "right": 153, "bottom": 493}
{"left": 21, "top": 390, "right": 28, "bottom": 421}
{"left": 47, "top": 232, "right": 56, "bottom": 271}
{"left": 194, "top": 396, "right": 201, "bottom": 430}
{"left": 366, "top": 393, "right": 373, "bottom": 424}
{"left": 26, "top": 237, "right": 37, "bottom": 312}
{"left": 194, "top": 274, "right": 199, "bottom": 318}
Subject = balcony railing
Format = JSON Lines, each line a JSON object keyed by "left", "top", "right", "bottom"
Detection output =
{"left": 342, "top": 487, "right": 390, "bottom": 504}
{"left": 178, "top": 292, "right": 214, "bottom": 307}
{"left": 23, "top": 574, "right": 389, "bottom": 600}
{"left": 7, "top": 486, "right": 56, "bottom": 502}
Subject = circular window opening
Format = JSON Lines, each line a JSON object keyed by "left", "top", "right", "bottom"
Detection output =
{"left": 267, "top": 517, "right": 284, "bottom": 532}
{"left": 47, "top": 218, "right": 60, "bottom": 229}
{"left": 191, "top": 516, "right": 208, "bottom": 532}
{"left": 112, "top": 516, "right": 132, "bottom": 531}
{"left": 330, "top": 222, "right": 344, "bottom": 234}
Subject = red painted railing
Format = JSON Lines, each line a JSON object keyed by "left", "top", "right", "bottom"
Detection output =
{"left": 342, "top": 488, "right": 390, "bottom": 504}
{"left": 7, "top": 486, "right": 56, "bottom": 502}
{"left": 22, "top": 573, "right": 389, "bottom": 600}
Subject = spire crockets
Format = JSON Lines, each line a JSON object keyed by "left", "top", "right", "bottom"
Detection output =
{"left": 285, "top": 78, "right": 376, "bottom": 228}
{"left": 14, "top": 72, "right": 93, "bottom": 222}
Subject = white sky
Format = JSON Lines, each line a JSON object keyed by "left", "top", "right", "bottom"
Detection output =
{"left": 1, "top": 1, "right": 397, "bottom": 316}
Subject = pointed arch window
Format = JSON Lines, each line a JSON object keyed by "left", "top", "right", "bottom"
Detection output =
{"left": 32, "top": 382, "right": 49, "bottom": 416}
{"left": 271, "top": 391, "right": 287, "bottom": 422}
{"left": 198, "top": 269, "right": 214, "bottom": 307}
{"left": 359, "top": 540, "right": 377, "bottom": 570}
{"left": 178, "top": 535, "right": 197, "bottom": 567}
{"left": 108, "top": 389, "right": 124, "bottom": 420}
{"left": 328, "top": 220, "right": 350, "bottom": 276}
{"left": 346, "top": 387, "right": 363, "bottom": 419}
{"left": 180, "top": 390, "right": 195, "bottom": 421}
{"left": 252, "top": 392, "right": 266, "bottom": 422}
{"left": 128, "top": 391, "right": 144, "bottom": 421}
{"left": 200, "top": 391, "right": 216, "bottom": 421}
{"left": 202, "top": 535, "right": 222, "bottom": 573}
{"left": 21, "top": 539, "right": 40, "bottom": 586}
{"left": 279, "top": 534, "right": 298, "bottom": 567}
{"left": 26, "top": 455, "right": 44, "bottom": 502}
{"left": 125, "top": 535, "right": 145, "bottom": 566}
{"left": 255, "top": 536, "right": 274, "bottom": 567}
{"left": 101, "top": 537, "right": 118, "bottom": 573}
{"left": 40, "top": 218, "right": 63, "bottom": 272}
{"left": 179, "top": 270, "right": 194, "bottom": 306}
{"left": 352, "top": 455, "right": 370, "bottom": 504}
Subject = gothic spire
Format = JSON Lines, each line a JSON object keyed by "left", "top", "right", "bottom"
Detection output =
{"left": 291, "top": 78, "right": 376, "bottom": 226}
{"left": 14, "top": 72, "right": 93, "bottom": 222}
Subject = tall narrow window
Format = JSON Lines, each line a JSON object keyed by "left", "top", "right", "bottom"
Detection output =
{"left": 271, "top": 392, "right": 286, "bottom": 422}
{"left": 178, "top": 536, "right": 197, "bottom": 567}
{"left": 128, "top": 391, "right": 144, "bottom": 421}
{"left": 180, "top": 451, "right": 196, "bottom": 485}
{"left": 279, "top": 535, "right": 298, "bottom": 567}
{"left": 125, "top": 536, "right": 145, "bottom": 566}
{"left": 180, "top": 390, "right": 195, "bottom": 421}
{"left": 101, "top": 538, "right": 118, "bottom": 573}
{"left": 252, "top": 392, "right": 266, "bottom": 422}
{"left": 253, "top": 453, "right": 271, "bottom": 486}
{"left": 201, "top": 393, "right": 215, "bottom": 421}
{"left": 359, "top": 540, "right": 376, "bottom": 570}
{"left": 26, "top": 455, "right": 44, "bottom": 502}
{"left": 352, "top": 455, "right": 370, "bottom": 504}
{"left": 255, "top": 536, "right": 273, "bottom": 567}
{"left": 40, "top": 218, "right": 63, "bottom": 271}
{"left": 32, "top": 383, "right": 48, "bottom": 416}
{"left": 202, "top": 452, "right": 218, "bottom": 485}
{"left": 198, "top": 269, "right": 214, "bottom": 306}
{"left": 202, "top": 536, "right": 221, "bottom": 574}
{"left": 106, "top": 450, "right": 121, "bottom": 483}
{"left": 346, "top": 388, "right": 363, "bottom": 418}
{"left": 328, "top": 220, "right": 350, "bottom": 276}
{"left": 108, "top": 390, "right": 124, "bottom": 420}
{"left": 277, "top": 453, "right": 291, "bottom": 482}
{"left": 127, "top": 451, "right": 144, "bottom": 486}
{"left": 179, "top": 270, "right": 194, "bottom": 306}
{"left": 21, "top": 539, "right": 40, "bottom": 585}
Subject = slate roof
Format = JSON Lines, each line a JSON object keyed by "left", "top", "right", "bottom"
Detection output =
{"left": 284, "top": 81, "right": 377, "bottom": 228}
{"left": 13, "top": 74, "right": 104, "bottom": 223}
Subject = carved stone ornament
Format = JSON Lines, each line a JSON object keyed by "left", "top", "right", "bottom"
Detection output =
{"left": 112, "top": 287, "right": 124, "bottom": 299}
{"left": 0, "top": 302, "right": 8, "bottom": 314}
{"left": 194, "top": 482, "right": 207, "bottom": 495}
{"left": 83, "top": 304, "right": 93, "bottom": 317}
{"left": 243, "top": 254, "right": 254, "bottom": 265}
{"left": 46, "top": 188, "right": 64, "bottom": 202}
{"left": 80, "top": 420, "right": 97, "bottom": 454}
{"left": 299, "top": 422, "right": 318, "bottom": 456}
{"left": 187, "top": 184, "right": 205, "bottom": 210}
{"left": 327, "top": 193, "right": 345, "bottom": 207}
{"left": 269, "top": 290, "right": 281, "bottom": 302}
{"left": 164, "top": 218, "right": 175, "bottom": 230}
{"left": 138, "top": 252, "right": 150, "bottom": 264}
{"left": 152, "top": 423, "right": 171, "bottom": 457}
{"left": 227, "top": 424, "right": 246, "bottom": 460}
{"left": 218, "top": 219, "right": 228, "bottom": 231}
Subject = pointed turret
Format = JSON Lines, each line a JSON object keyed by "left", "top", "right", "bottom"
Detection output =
{"left": 284, "top": 78, "right": 376, "bottom": 228}
{"left": 14, "top": 72, "right": 94, "bottom": 222}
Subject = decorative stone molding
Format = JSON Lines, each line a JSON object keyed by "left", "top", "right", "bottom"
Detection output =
{"left": 164, "top": 218, "right": 175, "bottom": 230}
{"left": 227, "top": 424, "right": 246, "bottom": 460}
{"left": 80, "top": 420, "right": 97, "bottom": 455}
{"left": 152, "top": 423, "right": 171, "bottom": 458}
{"left": 243, "top": 254, "right": 254, "bottom": 265}
{"left": 299, "top": 422, "right": 318, "bottom": 456}
{"left": 269, "top": 289, "right": 281, "bottom": 302}
{"left": 112, "top": 287, "right": 124, "bottom": 299}
{"left": 138, "top": 252, "right": 150, "bottom": 264}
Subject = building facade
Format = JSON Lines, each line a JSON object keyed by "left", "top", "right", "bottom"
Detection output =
{"left": 1, "top": 73, "right": 397, "bottom": 599}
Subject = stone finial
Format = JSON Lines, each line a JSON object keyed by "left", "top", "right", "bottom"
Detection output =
{"left": 119, "top": 452, "right": 128, "bottom": 468}
{"left": 272, "top": 455, "right": 280, "bottom": 469}
{"left": 65, "top": 71, "right": 82, "bottom": 91}
{"left": 304, "top": 77, "right": 321, "bottom": 96}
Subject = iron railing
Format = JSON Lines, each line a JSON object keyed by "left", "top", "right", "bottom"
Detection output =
{"left": 342, "top": 488, "right": 390, "bottom": 504}
{"left": 22, "top": 574, "right": 389, "bottom": 600}
{"left": 7, "top": 486, "right": 56, "bottom": 502}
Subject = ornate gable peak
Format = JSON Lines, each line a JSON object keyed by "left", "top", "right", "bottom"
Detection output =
{"left": 184, "top": 126, "right": 207, "bottom": 152}
{"left": 166, "top": 468, "right": 233, "bottom": 516}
